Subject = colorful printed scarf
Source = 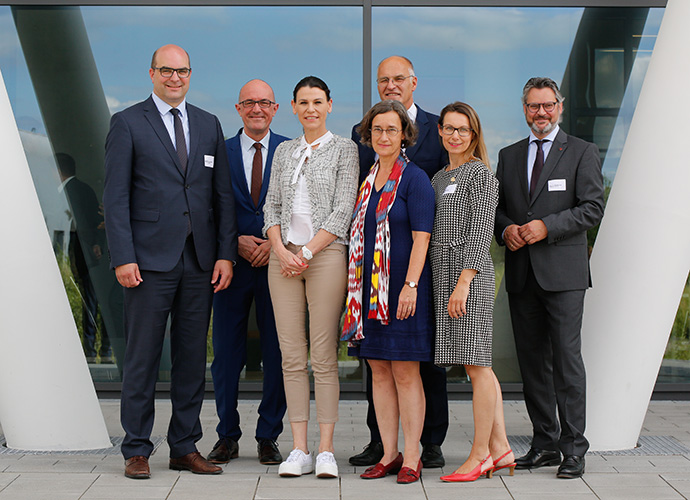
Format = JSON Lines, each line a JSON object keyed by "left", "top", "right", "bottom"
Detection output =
{"left": 341, "top": 153, "right": 408, "bottom": 342}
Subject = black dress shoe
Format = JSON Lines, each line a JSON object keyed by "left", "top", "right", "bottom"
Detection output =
{"left": 207, "top": 438, "right": 239, "bottom": 464}
{"left": 349, "top": 441, "right": 384, "bottom": 466}
{"left": 257, "top": 439, "right": 282, "bottom": 465}
{"left": 515, "top": 448, "right": 561, "bottom": 470}
{"left": 557, "top": 455, "right": 585, "bottom": 479}
{"left": 421, "top": 444, "right": 445, "bottom": 468}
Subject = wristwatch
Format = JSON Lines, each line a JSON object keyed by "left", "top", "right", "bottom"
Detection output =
{"left": 302, "top": 246, "right": 313, "bottom": 261}
{"left": 405, "top": 280, "right": 418, "bottom": 289}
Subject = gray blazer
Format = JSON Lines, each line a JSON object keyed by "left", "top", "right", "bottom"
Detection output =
{"left": 263, "top": 134, "right": 359, "bottom": 244}
{"left": 494, "top": 129, "right": 605, "bottom": 293}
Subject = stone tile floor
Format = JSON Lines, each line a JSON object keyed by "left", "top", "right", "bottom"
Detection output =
{"left": 0, "top": 400, "right": 689, "bottom": 499}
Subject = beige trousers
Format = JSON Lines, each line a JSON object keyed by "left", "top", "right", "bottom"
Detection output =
{"left": 267, "top": 243, "right": 347, "bottom": 423}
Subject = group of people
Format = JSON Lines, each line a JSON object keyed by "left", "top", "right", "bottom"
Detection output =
{"left": 102, "top": 44, "right": 605, "bottom": 484}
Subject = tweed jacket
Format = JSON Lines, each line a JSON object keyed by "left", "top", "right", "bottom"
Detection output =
{"left": 263, "top": 134, "right": 359, "bottom": 245}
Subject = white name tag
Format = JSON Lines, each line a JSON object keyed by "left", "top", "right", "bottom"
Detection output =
{"left": 548, "top": 179, "right": 566, "bottom": 191}
{"left": 204, "top": 155, "right": 215, "bottom": 168}
{"left": 443, "top": 183, "right": 457, "bottom": 195}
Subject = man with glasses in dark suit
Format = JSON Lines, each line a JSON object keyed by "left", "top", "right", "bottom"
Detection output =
{"left": 495, "top": 77, "right": 604, "bottom": 479}
{"left": 104, "top": 44, "right": 237, "bottom": 480}
{"left": 207, "top": 79, "right": 289, "bottom": 467}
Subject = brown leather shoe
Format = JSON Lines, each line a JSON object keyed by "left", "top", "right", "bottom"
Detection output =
{"left": 124, "top": 455, "right": 150, "bottom": 479}
{"left": 170, "top": 451, "right": 223, "bottom": 475}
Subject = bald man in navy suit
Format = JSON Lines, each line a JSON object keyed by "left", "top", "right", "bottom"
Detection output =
{"left": 104, "top": 44, "right": 237, "bottom": 479}
{"left": 208, "top": 80, "right": 289, "bottom": 466}
{"left": 349, "top": 56, "right": 449, "bottom": 469}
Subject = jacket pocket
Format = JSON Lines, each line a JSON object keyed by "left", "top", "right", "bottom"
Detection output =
{"left": 131, "top": 209, "right": 159, "bottom": 222}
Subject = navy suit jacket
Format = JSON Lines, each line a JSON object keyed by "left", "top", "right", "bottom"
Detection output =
{"left": 352, "top": 105, "right": 447, "bottom": 183}
{"left": 225, "top": 129, "right": 289, "bottom": 241}
{"left": 104, "top": 95, "right": 237, "bottom": 272}
{"left": 494, "top": 129, "right": 605, "bottom": 293}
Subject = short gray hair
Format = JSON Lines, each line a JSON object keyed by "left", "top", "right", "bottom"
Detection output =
{"left": 522, "top": 77, "right": 564, "bottom": 104}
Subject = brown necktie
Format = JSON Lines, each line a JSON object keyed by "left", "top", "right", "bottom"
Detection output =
{"left": 170, "top": 108, "right": 187, "bottom": 173}
{"left": 530, "top": 139, "right": 546, "bottom": 197}
{"left": 251, "top": 143, "right": 263, "bottom": 206}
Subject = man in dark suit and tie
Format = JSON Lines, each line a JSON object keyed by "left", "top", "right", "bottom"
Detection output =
{"left": 104, "top": 44, "right": 237, "bottom": 479}
{"left": 207, "top": 79, "right": 288, "bottom": 466}
{"left": 494, "top": 77, "right": 605, "bottom": 479}
{"left": 349, "top": 55, "right": 449, "bottom": 469}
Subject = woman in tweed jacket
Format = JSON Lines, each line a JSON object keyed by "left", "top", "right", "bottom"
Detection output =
{"left": 430, "top": 102, "right": 513, "bottom": 482}
{"left": 263, "top": 76, "right": 359, "bottom": 479}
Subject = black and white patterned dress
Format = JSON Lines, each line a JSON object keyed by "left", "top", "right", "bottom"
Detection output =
{"left": 430, "top": 160, "right": 499, "bottom": 367}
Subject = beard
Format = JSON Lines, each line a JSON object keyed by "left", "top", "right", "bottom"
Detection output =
{"left": 529, "top": 113, "right": 562, "bottom": 136}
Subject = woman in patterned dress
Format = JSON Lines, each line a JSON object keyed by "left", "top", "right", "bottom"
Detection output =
{"left": 430, "top": 102, "right": 514, "bottom": 482}
{"left": 343, "top": 100, "right": 435, "bottom": 484}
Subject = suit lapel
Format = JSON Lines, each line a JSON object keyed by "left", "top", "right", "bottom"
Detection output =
{"left": 514, "top": 139, "right": 530, "bottom": 206}
{"left": 530, "top": 129, "right": 567, "bottom": 205}
{"left": 186, "top": 104, "right": 200, "bottom": 178}
{"left": 143, "top": 97, "right": 184, "bottom": 177}
{"left": 228, "top": 133, "right": 252, "bottom": 205}
{"left": 406, "top": 106, "right": 429, "bottom": 159}
{"left": 261, "top": 132, "right": 280, "bottom": 206}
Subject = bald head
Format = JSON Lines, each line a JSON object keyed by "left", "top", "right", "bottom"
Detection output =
{"left": 236, "top": 79, "right": 279, "bottom": 141}
{"left": 376, "top": 56, "right": 418, "bottom": 109}
{"left": 151, "top": 44, "right": 190, "bottom": 69}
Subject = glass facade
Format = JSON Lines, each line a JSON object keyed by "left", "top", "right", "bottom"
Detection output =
{"left": 1, "top": 2, "right": 685, "bottom": 393}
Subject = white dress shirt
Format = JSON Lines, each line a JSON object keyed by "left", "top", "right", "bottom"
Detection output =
{"left": 240, "top": 130, "right": 271, "bottom": 192}
{"left": 151, "top": 93, "right": 190, "bottom": 156}
{"left": 527, "top": 125, "right": 559, "bottom": 192}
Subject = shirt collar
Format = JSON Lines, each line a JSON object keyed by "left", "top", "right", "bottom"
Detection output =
{"left": 57, "top": 176, "right": 74, "bottom": 194}
{"left": 151, "top": 92, "right": 187, "bottom": 118}
{"left": 529, "top": 124, "right": 559, "bottom": 144}
{"left": 407, "top": 103, "right": 418, "bottom": 123}
{"left": 240, "top": 129, "right": 271, "bottom": 153}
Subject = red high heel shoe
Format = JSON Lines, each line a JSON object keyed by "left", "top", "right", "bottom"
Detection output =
{"left": 397, "top": 459, "right": 422, "bottom": 484}
{"left": 360, "top": 453, "right": 403, "bottom": 479}
{"left": 491, "top": 449, "right": 516, "bottom": 476}
{"left": 440, "top": 455, "right": 493, "bottom": 482}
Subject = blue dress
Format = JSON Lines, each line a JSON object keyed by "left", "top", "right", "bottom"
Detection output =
{"left": 349, "top": 164, "right": 435, "bottom": 361}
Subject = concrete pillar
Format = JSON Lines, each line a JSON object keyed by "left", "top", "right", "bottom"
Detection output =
{"left": 0, "top": 67, "right": 111, "bottom": 450}
{"left": 582, "top": 0, "right": 690, "bottom": 451}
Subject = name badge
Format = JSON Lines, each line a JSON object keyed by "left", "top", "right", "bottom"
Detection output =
{"left": 204, "top": 155, "right": 215, "bottom": 168}
{"left": 548, "top": 179, "right": 566, "bottom": 191}
{"left": 443, "top": 183, "right": 457, "bottom": 195}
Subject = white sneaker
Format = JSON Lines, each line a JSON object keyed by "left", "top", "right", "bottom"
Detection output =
{"left": 279, "top": 448, "right": 313, "bottom": 477}
{"left": 315, "top": 451, "right": 338, "bottom": 478}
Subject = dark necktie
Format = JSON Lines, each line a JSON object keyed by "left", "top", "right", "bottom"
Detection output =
{"left": 251, "top": 143, "right": 263, "bottom": 207}
{"left": 170, "top": 108, "right": 188, "bottom": 173}
{"left": 530, "top": 139, "right": 546, "bottom": 197}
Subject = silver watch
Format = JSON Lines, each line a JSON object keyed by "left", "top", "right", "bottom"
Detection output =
{"left": 302, "top": 246, "right": 313, "bottom": 261}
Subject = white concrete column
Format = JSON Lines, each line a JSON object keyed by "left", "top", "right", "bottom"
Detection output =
{"left": 582, "top": 0, "right": 690, "bottom": 451}
{"left": 0, "top": 67, "right": 111, "bottom": 450}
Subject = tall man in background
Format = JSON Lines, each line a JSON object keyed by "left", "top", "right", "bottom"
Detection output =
{"left": 494, "top": 77, "right": 604, "bottom": 479}
{"left": 104, "top": 44, "right": 237, "bottom": 479}
{"left": 349, "top": 55, "right": 449, "bottom": 468}
{"left": 208, "top": 79, "right": 289, "bottom": 466}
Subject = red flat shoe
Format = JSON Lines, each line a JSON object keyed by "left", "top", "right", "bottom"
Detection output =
{"left": 360, "top": 453, "right": 403, "bottom": 479}
{"left": 491, "top": 449, "right": 516, "bottom": 476}
{"left": 440, "top": 455, "right": 493, "bottom": 482}
{"left": 397, "top": 459, "right": 422, "bottom": 484}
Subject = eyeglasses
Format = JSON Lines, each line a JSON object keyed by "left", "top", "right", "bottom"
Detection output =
{"left": 371, "top": 126, "right": 401, "bottom": 137}
{"left": 152, "top": 66, "right": 191, "bottom": 78}
{"left": 525, "top": 101, "right": 558, "bottom": 113}
{"left": 376, "top": 75, "right": 414, "bottom": 86}
{"left": 441, "top": 125, "right": 473, "bottom": 137}
{"left": 238, "top": 99, "right": 276, "bottom": 109}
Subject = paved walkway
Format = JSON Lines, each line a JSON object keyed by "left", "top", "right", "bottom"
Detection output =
{"left": 1, "top": 400, "right": 690, "bottom": 499}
